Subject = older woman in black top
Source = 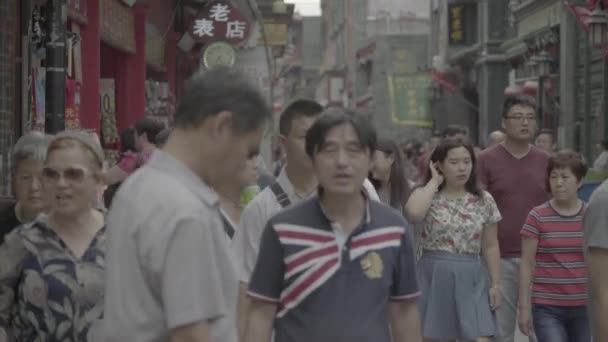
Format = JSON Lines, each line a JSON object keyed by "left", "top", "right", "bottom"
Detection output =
{"left": 0, "top": 132, "right": 52, "bottom": 241}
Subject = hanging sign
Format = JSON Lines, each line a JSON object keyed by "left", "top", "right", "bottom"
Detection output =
{"left": 65, "top": 80, "right": 82, "bottom": 130}
{"left": 387, "top": 73, "right": 432, "bottom": 127}
{"left": 189, "top": 0, "right": 251, "bottom": 44}
{"left": 448, "top": 4, "right": 465, "bottom": 44}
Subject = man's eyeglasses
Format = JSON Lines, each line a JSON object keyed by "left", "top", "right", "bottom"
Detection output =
{"left": 505, "top": 114, "right": 536, "bottom": 122}
{"left": 42, "top": 166, "right": 91, "bottom": 183}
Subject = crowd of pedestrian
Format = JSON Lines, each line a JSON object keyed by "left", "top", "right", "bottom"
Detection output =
{"left": 0, "top": 66, "right": 606, "bottom": 342}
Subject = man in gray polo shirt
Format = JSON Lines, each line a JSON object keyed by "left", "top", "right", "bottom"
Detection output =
{"left": 234, "top": 101, "right": 379, "bottom": 337}
{"left": 244, "top": 110, "right": 421, "bottom": 342}
{"left": 103, "top": 67, "right": 270, "bottom": 342}
{"left": 584, "top": 180, "right": 608, "bottom": 341}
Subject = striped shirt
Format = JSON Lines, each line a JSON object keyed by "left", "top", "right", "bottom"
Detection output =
{"left": 521, "top": 201, "right": 587, "bottom": 306}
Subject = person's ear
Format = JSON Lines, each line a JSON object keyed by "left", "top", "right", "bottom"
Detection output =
{"left": 207, "top": 111, "right": 234, "bottom": 139}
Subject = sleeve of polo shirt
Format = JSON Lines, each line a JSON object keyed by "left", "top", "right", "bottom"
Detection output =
{"left": 584, "top": 190, "right": 608, "bottom": 249}
{"left": 391, "top": 226, "right": 420, "bottom": 301}
{"left": 247, "top": 221, "right": 284, "bottom": 303}
{"left": 521, "top": 210, "right": 541, "bottom": 239}
{"left": 234, "top": 200, "right": 266, "bottom": 283}
{"left": 161, "top": 217, "right": 228, "bottom": 329}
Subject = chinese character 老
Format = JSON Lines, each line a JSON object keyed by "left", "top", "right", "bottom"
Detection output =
{"left": 210, "top": 3, "right": 231, "bottom": 22}
{"left": 193, "top": 18, "right": 215, "bottom": 37}
{"left": 226, "top": 21, "right": 247, "bottom": 39}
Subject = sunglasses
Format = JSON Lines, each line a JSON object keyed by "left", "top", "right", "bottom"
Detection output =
{"left": 42, "top": 166, "right": 92, "bottom": 183}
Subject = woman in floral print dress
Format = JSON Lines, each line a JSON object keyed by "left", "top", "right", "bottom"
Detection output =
{"left": 0, "top": 131, "right": 106, "bottom": 342}
{"left": 407, "top": 138, "right": 502, "bottom": 342}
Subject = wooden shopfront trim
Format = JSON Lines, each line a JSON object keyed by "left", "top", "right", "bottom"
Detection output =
{"left": 67, "top": 0, "right": 88, "bottom": 25}
{"left": 100, "top": 0, "right": 135, "bottom": 54}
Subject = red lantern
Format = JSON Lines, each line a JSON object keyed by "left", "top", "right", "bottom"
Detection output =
{"left": 523, "top": 81, "right": 539, "bottom": 96}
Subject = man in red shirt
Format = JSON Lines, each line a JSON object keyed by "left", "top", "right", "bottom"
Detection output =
{"left": 478, "top": 95, "right": 549, "bottom": 342}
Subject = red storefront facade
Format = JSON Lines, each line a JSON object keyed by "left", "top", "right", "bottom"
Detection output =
{"left": 74, "top": 0, "right": 177, "bottom": 135}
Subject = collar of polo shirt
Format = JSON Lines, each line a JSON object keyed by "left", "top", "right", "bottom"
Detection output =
{"left": 318, "top": 190, "right": 372, "bottom": 227}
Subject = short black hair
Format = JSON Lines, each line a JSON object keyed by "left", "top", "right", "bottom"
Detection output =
{"left": 279, "top": 99, "right": 324, "bottom": 136}
{"left": 120, "top": 127, "right": 137, "bottom": 153}
{"left": 135, "top": 118, "right": 164, "bottom": 143}
{"left": 442, "top": 124, "right": 469, "bottom": 138}
{"left": 155, "top": 128, "right": 171, "bottom": 148}
{"left": 174, "top": 66, "right": 270, "bottom": 134}
{"left": 305, "top": 108, "right": 377, "bottom": 159}
{"left": 546, "top": 150, "right": 588, "bottom": 192}
{"left": 502, "top": 95, "right": 537, "bottom": 118}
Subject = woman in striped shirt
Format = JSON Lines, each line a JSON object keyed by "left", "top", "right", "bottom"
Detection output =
{"left": 518, "top": 150, "right": 590, "bottom": 342}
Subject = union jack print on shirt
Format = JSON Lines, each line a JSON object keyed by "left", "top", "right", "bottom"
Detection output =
{"left": 272, "top": 224, "right": 405, "bottom": 317}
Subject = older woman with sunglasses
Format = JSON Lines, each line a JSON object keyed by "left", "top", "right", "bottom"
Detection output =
{"left": 0, "top": 131, "right": 106, "bottom": 342}
{"left": 0, "top": 132, "right": 52, "bottom": 242}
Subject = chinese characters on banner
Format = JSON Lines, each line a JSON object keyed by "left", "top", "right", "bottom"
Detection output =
{"left": 387, "top": 74, "right": 432, "bottom": 127}
{"left": 65, "top": 79, "right": 81, "bottom": 129}
{"left": 189, "top": 1, "right": 251, "bottom": 44}
{"left": 448, "top": 4, "right": 465, "bottom": 44}
{"left": 100, "top": 79, "right": 119, "bottom": 145}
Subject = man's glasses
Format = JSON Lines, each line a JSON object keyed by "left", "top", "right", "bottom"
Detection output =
{"left": 42, "top": 166, "right": 91, "bottom": 183}
{"left": 505, "top": 113, "right": 536, "bottom": 122}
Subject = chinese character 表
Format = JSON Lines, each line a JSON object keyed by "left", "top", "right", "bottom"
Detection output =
{"left": 210, "top": 3, "right": 231, "bottom": 22}
{"left": 453, "top": 18, "right": 462, "bottom": 30}
{"left": 226, "top": 21, "right": 246, "bottom": 39}
{"left": 193, "top": 18, "right": 215, "bottom": 37}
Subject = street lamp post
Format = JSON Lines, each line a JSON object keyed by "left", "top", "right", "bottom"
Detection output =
{"left": 586, "top": 7, "right": 608, "bottom": 48}
{"left": 586, "top": 4, "right": 608, "bottom": 161}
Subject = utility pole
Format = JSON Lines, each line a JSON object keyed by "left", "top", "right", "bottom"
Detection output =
{"left": 45, "top": 0, "right": 66, "bottom": 133}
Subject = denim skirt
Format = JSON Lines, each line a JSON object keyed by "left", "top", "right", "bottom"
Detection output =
{"left": 417, "top": 250, "right": 496, "bottom": 340}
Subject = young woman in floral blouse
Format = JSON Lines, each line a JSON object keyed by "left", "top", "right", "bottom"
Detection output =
{"left": 0, "top": 131, "right": 106, "bottom": 341}
{"left": 407, "top": 138, "right": 502, "bottom": 342}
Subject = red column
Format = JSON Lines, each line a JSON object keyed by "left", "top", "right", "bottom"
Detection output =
{"left": 115, "top": 4, "right": 148, "bottom": 132}
{"left": 165, "top": 32, "right": 177, "bottom": 99}
{"left": 79, "top": 0, "right": 101, "bottom": 132}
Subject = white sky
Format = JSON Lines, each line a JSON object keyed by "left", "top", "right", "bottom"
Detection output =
{"left": 288, "top": 0, "right": 322, "bottom": 16}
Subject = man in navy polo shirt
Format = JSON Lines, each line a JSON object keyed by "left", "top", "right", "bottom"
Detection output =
{"left": 245, "top": 109, "right": 422, "bottom": 342}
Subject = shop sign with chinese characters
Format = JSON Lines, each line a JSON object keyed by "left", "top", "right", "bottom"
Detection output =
{"left": 189, "top": 1, "right": 251, "bottom": 44}
{"left": 387, "top": 73, "right": 432, "bottom": 127}
{"left": 448, "top": 4, "right": 465, "bottom": 45}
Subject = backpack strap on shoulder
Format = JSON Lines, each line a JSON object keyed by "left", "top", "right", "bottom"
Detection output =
{"left": 270, "top": 182, "right": 291, "bottom": 208}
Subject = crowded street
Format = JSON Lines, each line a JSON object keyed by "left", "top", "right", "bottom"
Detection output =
{"left": 0, "top": 0, "right": 608, "bottom": 342}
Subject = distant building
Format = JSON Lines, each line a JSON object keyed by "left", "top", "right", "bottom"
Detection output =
{"left": 318, "top": 0, "right": 430, "bottom": 141}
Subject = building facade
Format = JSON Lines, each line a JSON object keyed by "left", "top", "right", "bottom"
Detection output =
{"left": 504, "top": 0, "right": 607, "bottom": 161}
{"left": 318, "top": 0, "right": 431, "bottom": 141}
{"left": 428, "top": 0, "right": 510, "bottom": 146}
{"left": 0, "top": 0, "right": 290, "bottom": 202}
